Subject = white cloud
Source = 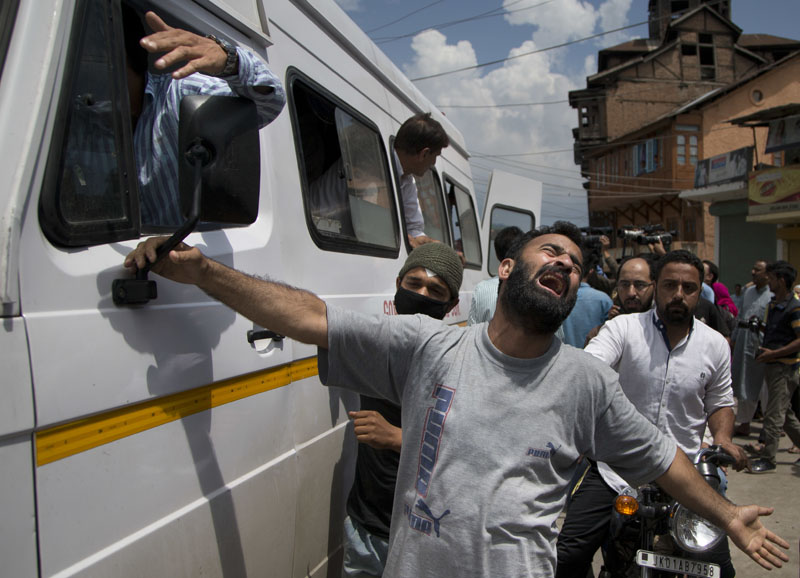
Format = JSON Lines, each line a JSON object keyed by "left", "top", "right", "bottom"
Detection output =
{"left": 503, "top": 0, "right": 599, "bottom": 48}
{"left": 333, "top": 0, "right": 364, "bottom": 12}
{"left": 596, "top": 0, "right": 636, "bottom": 47}
{"left": 584, "top": 54, "right": 597, "bottom": 77}
{"left": 502, "top": 0, "right": 637, "bottom": 55}
{"left": 403, "top": 30, "right": 588, "bottom": 224}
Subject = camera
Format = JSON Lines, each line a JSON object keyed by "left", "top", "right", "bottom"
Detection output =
{"left": 635, "top": 232, "right": 675, "bottom": 248}
{"left": 582, "top": 234, "right": 604, "bottom": 245}
{"left": 580, "top": 227, "right": 612, "bottom": 247}
{"left": 740, "top": 315, "right": 765, "bottom": 333}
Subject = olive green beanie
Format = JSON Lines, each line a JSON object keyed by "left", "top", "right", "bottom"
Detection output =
{"left": 398, "top": 243, "right": 464, "bottom": 300}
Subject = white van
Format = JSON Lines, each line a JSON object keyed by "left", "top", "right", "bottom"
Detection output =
{"left": 0, "top": 0, "right": 540, "bottom": 576}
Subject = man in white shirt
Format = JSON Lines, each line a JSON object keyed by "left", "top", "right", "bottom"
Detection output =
{"left": 556, "top": 249, "right": 748, "bottom": 578}
{"left": 393, "top": 113, "right": 449, "bottom": 248}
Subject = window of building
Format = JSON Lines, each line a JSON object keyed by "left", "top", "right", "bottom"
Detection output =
{"left": 671, "top": 1, "right": 689, "bottom": 13}
{"left": 677, "top": 131, "right": 698, "bottom": 166}
{"left": 633, "top": 138, "right": 660, "bottom": 175}
{"left": 415, "top": 169, "right": 450, "bottom": 245}
{"left": 445, "top": 177, "right": 482, "bottom": 269}
{"left": 751, "top": 89, "right": 764, "bottom": 105}
{"left": 291, "top": 75, "right": 399, "bottom": 256}
{"left": 773, "top": 150, "right": 784, "bottom": 167}
{"left": 682, "top": 44, "right": 697, "bottom": 56}
{"left": 698, "top": 34, "right": 715, "bottom": 80}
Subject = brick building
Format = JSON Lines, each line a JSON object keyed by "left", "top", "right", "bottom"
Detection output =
{"left": 569, "top": 0, "right": 800, "bottom": 260}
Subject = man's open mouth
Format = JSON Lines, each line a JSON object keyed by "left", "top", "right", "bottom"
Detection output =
{"left": 537, "top": 270, "right": 567, "bottom": 296}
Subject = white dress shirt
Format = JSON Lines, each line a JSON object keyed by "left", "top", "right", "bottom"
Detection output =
{"left": 585, "top": 309, "right": 733, "bottom": 492}
{"left": 393, "top": 150, "right": 425, "bottom": 238}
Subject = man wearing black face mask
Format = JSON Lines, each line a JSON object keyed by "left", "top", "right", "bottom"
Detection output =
{"left": 342, "top": 242, "right": 463, "bottom": 577}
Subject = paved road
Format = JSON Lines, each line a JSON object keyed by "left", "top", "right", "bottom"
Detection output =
{"left": 583, "top": 420, "right": 800, "bottom": 577}
{"left": 725, "top": 423, "right": 799, "bottom": 577}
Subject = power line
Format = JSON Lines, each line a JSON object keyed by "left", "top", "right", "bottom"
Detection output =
{"left": 366, "top": 0, "right": 445, "bottom": 34}
{"left": 475, "top": 152, "right": 701, "bottom": 186}
{"left": 435, "top": 99, "right": 569, "bottom": 109}
{"left": 471, "top": 154, "right": 696, "bottom": 193}
{"left": 374, "top": 0, "right": 553, "bottom": 43}
{"left": 410, "top": 19, "right": 648, "bottom": 81}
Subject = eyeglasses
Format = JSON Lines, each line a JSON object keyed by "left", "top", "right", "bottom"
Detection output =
{"left": 617, "top": 281, "right": 653, "bottom": 292}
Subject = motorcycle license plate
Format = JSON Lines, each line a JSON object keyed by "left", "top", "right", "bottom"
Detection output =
{"left": 636, "top": 550, "right": 720, "bottom": 577}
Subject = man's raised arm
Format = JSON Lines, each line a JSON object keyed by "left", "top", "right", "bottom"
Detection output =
{"left": 124, "top": 237, "right": 328, "bottom": 348}
{"left": 656, "top": 448, "right": 789, "bottom": 570}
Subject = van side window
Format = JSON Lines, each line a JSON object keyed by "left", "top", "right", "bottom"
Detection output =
{"left": 445, "top": 178, "right": 482, "bottom": 269}
{"left": 0, "top": 1, "right": 19, "bottom": 80}
{"left": 290, "top": 75, "right": 399, "bottom": 256}
{"left": 40, "top": 0, "right": 140, "bottom": 246}
{"left": 415, "top": 169, "right": 450, "bottom": 245}
{"left": 487, "top": 206, "right": 534, "bottom": 276}
{"left": 40, "top": 2, "right": 273, "bottom": 247}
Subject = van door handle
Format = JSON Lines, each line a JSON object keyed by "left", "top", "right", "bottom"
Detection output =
{"left": 247, "top": 329, "right": 284, "bottom": 343}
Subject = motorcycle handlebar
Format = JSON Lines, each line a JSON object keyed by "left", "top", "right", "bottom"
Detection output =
{"left": 697, "top": 445, "right": 736, "bottom": 467}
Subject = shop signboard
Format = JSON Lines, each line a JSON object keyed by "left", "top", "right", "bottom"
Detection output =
{"left": 694, "top": 147, "right": 752, "bottom": 187}
{"left": 748, "top": 166, "right": 800, "bottom": 217}
{"left": 765, "top": 114, "right": 800, "bottom": 154}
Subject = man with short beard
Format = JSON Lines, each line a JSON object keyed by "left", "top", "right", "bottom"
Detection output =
{"left": 124, "top": 229, "right": 789, "bottom": 577}
{"left": 582, "top": 255, "right": 655, "bottom": 345}
{"left": 610, "top": 255, "right": 656, "bottom": 316}
{"left": 556, "top": 250, "right": 748, "bottom": 578}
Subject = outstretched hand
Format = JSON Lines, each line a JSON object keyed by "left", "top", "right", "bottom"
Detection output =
{"left": 124, "top": 236, "right": 207, "bottom": 286}
{"left": 726, "top": 504, "right": 789, "bottom": 570}
{"left": 140, "top": 11, "right": 228, "bottom": 79}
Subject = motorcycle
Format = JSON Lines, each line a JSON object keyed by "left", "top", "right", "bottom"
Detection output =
{"left": 597, "top": 446, "right": 736, "bottom": 578}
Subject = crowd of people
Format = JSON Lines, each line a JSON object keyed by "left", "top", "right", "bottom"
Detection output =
{"left": 119, "top": 10, "right": 795, "bottom": 576}
{"left": 124, "top": 221, "right": 794, "bottom": 577}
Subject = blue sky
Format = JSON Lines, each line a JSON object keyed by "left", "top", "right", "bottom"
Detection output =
{"left": 333, "top": 0, "right": 800, "bottom": 226}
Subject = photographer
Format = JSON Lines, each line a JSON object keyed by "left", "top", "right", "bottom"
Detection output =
{"left": 585, "top": 234, "right": 618, "bottom": 296}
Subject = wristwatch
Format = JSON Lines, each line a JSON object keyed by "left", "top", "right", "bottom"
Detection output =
{"left": 206, "top": 34, "right": 239, "bottom": 77}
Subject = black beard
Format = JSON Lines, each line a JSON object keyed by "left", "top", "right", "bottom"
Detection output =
{"left": 621, "top": 296, "right": 651, "bottom": 314}
{"left": 658, "top": 299, "right": 692, "bottom": 325}
{"left": 499, "top": 261, "right": 577, "bottom": 334}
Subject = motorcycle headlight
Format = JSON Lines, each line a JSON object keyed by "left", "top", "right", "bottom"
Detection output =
{"left": 669, "top": 503, "right": 725, "bottom": 552}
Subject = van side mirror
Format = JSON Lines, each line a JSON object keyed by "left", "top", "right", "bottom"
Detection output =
{"left": 178, "top": 94, "right": 260, "bottom": 225}
{"left": 112, "top": 95, "right": 260, "bottom": 306}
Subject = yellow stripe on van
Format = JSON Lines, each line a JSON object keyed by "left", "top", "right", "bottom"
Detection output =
{"left": 36, "top": 357, "right": 319, "bottom": 466}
